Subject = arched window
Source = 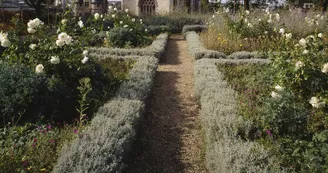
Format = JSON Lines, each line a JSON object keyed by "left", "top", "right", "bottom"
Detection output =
{"left": 139, "top": 0, "right": 157, "bottom": 15}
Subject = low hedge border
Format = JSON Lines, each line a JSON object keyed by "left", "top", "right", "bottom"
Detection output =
{"left": 182, "top": 25, "right": 208, "bottom": 34}
{"left": 53, "top": 37, "right": 167, "bottom": 172}
{"left": 185, "top": 31, "right": 266, "bottom": 60}
{"left": 194, "top": 58, "right": 284, "bottom": 173}
{"left": 185, "top": 31, "right": 226, "bottom": 59}
{"left": 88, "top": 33, "right": 169, "bottom": 59}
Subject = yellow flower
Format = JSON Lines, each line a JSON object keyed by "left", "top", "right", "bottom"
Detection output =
{"left": 27, "top": 166, "right": 32, "bottom": 171}
{"left": 40, "top": 168, "right": 46, "bottom": 172}
{"left": 240, "top": 44, "right": 243, "bottom": 47}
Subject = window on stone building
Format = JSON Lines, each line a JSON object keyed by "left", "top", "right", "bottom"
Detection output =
{"left": 140, "top": 0, "right": 157, "bottom": 15}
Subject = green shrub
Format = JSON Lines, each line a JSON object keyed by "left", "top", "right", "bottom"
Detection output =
{"left": 0, "top": 63, "right": 47, "bottom": 124}
{"left": 107, "top": 27, "right": 152, "bottom": 48}
{"left": 145, "top": 16, "right": 204, "bottom": 33}
{"left": 182, "top": 25, "right": 208, "bottom": 33}
{"left": 145, "top": 25, "right": 171, "bottom": 36}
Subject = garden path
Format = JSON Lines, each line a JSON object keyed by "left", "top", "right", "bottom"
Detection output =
{"left": 125, "top": 35, "right": 208, "bottom": 173}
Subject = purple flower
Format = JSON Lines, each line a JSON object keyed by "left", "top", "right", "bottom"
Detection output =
{"left": 266, "top": 130, "right": 273, "bottom": 136}
{"left": 73, "top": 129, "right": 78, "bottom": 133}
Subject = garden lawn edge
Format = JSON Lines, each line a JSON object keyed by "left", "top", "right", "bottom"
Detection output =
{"left": 185, "top": 31, "right": 266, "bottom": 60}
{"left": 194, "top": 58, "right": 284, "bottom": 173}
{"left": 53, "top": 35, "right": 168, "bottom": 172}
{"left": 88, "top": 33, "right": 169, "bottom": 59}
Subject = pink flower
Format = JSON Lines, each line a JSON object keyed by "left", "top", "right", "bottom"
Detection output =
{"left": 266, "top": 130, "right": 272, "bottom": 136}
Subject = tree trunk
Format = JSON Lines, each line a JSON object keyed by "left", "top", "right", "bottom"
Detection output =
{"left": 323, "top": 0, "right": 328, "bottom": 12}
{"left": 244, "top": 0, "right": 250, "bottom": 10}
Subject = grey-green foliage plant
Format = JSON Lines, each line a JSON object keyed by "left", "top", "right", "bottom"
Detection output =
{"left": 116, "top": 56, "right": 158, "bottom": 102}
{"left": 53, "top": 99, "right": 144, "bottom": 173}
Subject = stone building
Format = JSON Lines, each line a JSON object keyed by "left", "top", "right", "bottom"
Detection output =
{"left": 123, "top": 0, "right": 201, "bottom": 15}
{"left": 74, "top": 0, "right": 108, "bottom": 16}
{"left": 73, "top": 0, "right": 200, "bottom": 16}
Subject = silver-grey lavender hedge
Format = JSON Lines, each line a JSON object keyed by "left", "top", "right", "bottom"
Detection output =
{"left": 88, "top": 33, "right": 169, "bottom": 58}
{"left": 182, "top": 25, "right": 208, "bottom": 34}
{"left": 185, "top": 31, "right": 226, "bottom": 59}
{"left": 227, "top": 51, "right": 265, "bottom": 59}
{"left": 53, "top": 34, "right": 168, "bottom": 172}
{"left": 194, "top": 58, "right": 283, "bottom": 173}
{"left": 116, "top": 56, "right": 158, "bottom": 102}
{"left": 53, "top": 99, "right": 144, "bottom": 173}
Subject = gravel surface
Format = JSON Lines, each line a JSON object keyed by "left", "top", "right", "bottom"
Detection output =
{"left": 125, "top": 35, "right": 208, "bottom": 173}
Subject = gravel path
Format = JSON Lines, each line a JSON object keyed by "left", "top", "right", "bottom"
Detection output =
{"left": 125, "top": 35, "right": 208, "bottom": 173}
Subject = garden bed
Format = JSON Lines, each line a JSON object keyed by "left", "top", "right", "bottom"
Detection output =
{"left": 89, "top": 33, "right": 169, "bottom": 59}
{"left": 194, "top": 58, "right": 282, "bottom": 172}
{"left": 185, "top": 31, "right": 263, "bottom": 60}
{"left": 53, "top": 33, "right": 168, "bottom": 172}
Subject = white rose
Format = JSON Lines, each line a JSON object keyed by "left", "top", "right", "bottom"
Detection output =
{"left": 245, "top": 10, "right": 250, "bottom": 15}
{"left": 124, "top": 25, "right": 128, "bottom": 28}
{"left": 285, "top": 33, "right": 292, "bottom": 40}
{"left": 299, "top": 38, "right": 307, "bottom": 47}
{"left": 247, "top": 23, "right": 253, "bottom": 28}
{"left": 114, "top": 7, "right": 117, "bottom": 11}
{"left": 321, "top": 63, "right": 328, "bottom": 73}
{"left": 275, "top": 85, "right": 284, "bottom": 92}
{"left": 78, "top": 20, "right": 84, "bottom": 28}
{"left": 112, "top": 14, "right": 116, "bottom": 18}
{"left": 50, "top": 56, "right": 60, "bottom": 64}
{"left": 279, "top": 28, "right": 285, "bottom": 34}
{"left": 145, "top": 29, "right": 148, "bottom": 32}
{"left": 318, "top": 33, "right": 323, "bottom": 38}
{"left": 302, "top": 50, "right": 309, "bottom": 55}
{"left": 56, "top": 39, "right": 65, "bottom": 47}
{"left": 83, "top": 50, "right": 88, "bottom": 56}
{"left": 27, "top": 20, "right": 37, "bottom": 29}
{"left": 1, "top": 39, "right": 11, "bottom": 47}
{"left": 140, "top": 19, "right": 143, "bottom": 22}
{"left": 100, "top": 14, "right": 103, "bottom": 18}
{"left": 125, "top": 9, "right": 129, "bottom": 13}
{"left": 81, "top": 56, "right": 89, "bottom": 64}
{"left": 275, "top": 13, "right": 280, "bottom": 21}
{"left": 27, "top": 28, "right": 36, "bottom": 34}
{"left": 267, "top": 19, "right": 272, "bottom": 23}
{"left": 29, "top": 44, "right": 37, "bottom": 50}
{"left": 108, "top": 5, "right": 113, "bottom": 10}
{"left": 132, "top": 18, "right": 135, "bottom": 22}
{"left": 271, "top": 91, "right": 281, "bottom": 99}
{"left": 61, "top": 19, "right": 68, "bottom": 25}
{"left": 35, "top": 64, "right": 44, "bottom": 74}
{"left": 65, "top": 35, "right": 72, "bottom": 45}
{"left": 58, "top": 32, "right": 68, "bottom": 40}
{"left": 225, "top": 8, "right": 229, "bottom": 13}
{"left": 309, "top": 97, "right": 325, "bottom": 108}
{"left": 120, "top": 21, "right": 123, "bottom": 24}
{"left": 295, "top": 61, "right": 305, "bottom": 70}
{"left": 94, "top": 13, "right": 100, "bottom": 20}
